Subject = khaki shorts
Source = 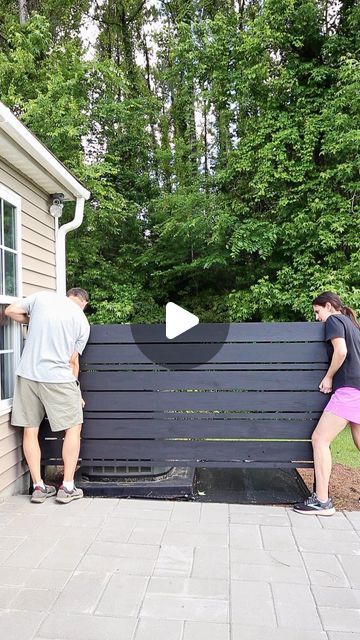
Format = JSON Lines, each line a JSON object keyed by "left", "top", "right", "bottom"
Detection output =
{"left": 11, "top": 376, "right": 83, "bottom": 432}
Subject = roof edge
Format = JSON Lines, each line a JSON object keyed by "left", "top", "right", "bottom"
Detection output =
{"left": 0, "top": 101, "right": 90, "bottom": 201}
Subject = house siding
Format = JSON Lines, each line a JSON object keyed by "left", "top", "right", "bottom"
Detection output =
{"left": 0, "top": 158, "right": 56, "bottom": 497}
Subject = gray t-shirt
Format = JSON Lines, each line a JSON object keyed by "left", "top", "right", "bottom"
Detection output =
{"left": 16, "top": 292, "right": 90, "bottom": 383}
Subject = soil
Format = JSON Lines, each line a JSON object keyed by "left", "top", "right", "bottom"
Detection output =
{"left": 297, "top": 463, "right": 360, "bottom": 511}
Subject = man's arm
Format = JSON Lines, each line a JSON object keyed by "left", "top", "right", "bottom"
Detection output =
{"left": 5, "top": 302, "right": 29, "bottom": 324}
{"left": 69, "top": 352, "right": 85, "bottom": 407}
{"left": 319, "top": 337, "right": 347, "bottom": 393}
{"left": 69, "top": 352, "right": 80, "bottom": 379}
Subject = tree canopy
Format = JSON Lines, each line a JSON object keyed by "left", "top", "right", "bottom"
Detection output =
{"left": 1, "top": 0, "right": 359, "bottom": 322}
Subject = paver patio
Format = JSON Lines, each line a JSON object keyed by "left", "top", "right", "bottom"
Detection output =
{"left": 0, "top": 496, "right": 359, "bottom": 640}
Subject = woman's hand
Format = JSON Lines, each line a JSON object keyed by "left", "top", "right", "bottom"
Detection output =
{"left": 319, "top": 375, "right": 333, "bottom": 394}
{"left": 81, "top": 396, "right": 85, "bottom": 408}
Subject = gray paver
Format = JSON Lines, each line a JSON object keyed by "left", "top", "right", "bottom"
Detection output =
{"left": 78, "top": 553, "right": 156, "bottom": 575}
{"left": 0, "top": 535, "right": 25, "bottom": 551}
{"left": 302, "top": 552, "right": 350, "bottom": 587}
{"left": 312, "top": 585, "right": 360, "bottom": 609}
{"left": 229, "top": 524, "right": 262, "bottom": 549}
{"left": 147, "top": 576, "right": 228, "bottom": 599}
{"left": 319, "top": 606, "right": 360, "bottom": 632}
{"left": 0, "top": 585, "right": 19, "bottom": 607}
{"left": 38, "top": 537, "right": 91, "bottom": 571}
{"left": 231, "top": 626, "right": 328, "bottom": 639}
{"left": 293, "top": 528, "right": 360, "bottom": 555}
{"left": 95, "top": 519, "right": 135, "bottom": 542}
{"left": 96, "top": 574, "right": 148, "bottom": 617}
{"left": 161, "top": 530, "right": 228, "bottom": 548}
{"left": 134, "top": 618, "right": 183, "bottom": 640}
{"left": 37, "top": 612, "right": 136, "bottom": 640}
{"left": 261, "top": 525, "right": 297, "bottom": 550}
{"left": 170, "top": 503, "right": 202, "bottom": 522}
{"left": 192, "top": 547, "right": 229, "bottom": 579}
{"left": 231, "top": 512, "right": 290, "bottom": 526}
{"left": 318, "top": 513, "right": 354, "bottom": 530}
{"left": 338, "top": 555, "right": 360, "bottom": 588}
{"left": 184, "top": 621, "right": 229, "bottom": 640}
{"left": 9, "top": 587, "right": 59, "bottom": 611}
{"left": 230, "top": 580, "right": 276, "bottom": 626}
{"left": 230, "top": 547, "right": 303, "bottom": 567}
{"left": 327, "top": 634, "right": 360, "bottom": 640}
{"left": 166, "top": 520, "right": 228, "bottom": 534}
{"left": 87, "top": 540, "right": 159, "bottom": 559}
{"left": 52, "top": 570, "right": 109, "bottom": 614}
{"left": 344, "top": 511, "right": 360, "bottom": 531}
{"left": 0, "top": 566, "right": 29, "bottom": 587}
{"left": 140, "top": 593, "right": 228, "bottom": 623}
{"left": 0, "top": 610, "right": 45, "bottom": 640}
{"left": 4, "top": 536, "right": 57, "bottom": 568}
{"left": 271, "top": 583, "right": 323, "bottom": 630}
{"left": 232, "top": 561, "right": 309, "bottom": 584}
{"left": 0, "top": 548, "right": 14, "bottom": 563}
{"left": 154, "top": 544, "right": 194, "bottom": 577}
{"left": 287, "top": 510, "right": 323, "bottom": 529}
{"left": 24, "top": 568, "right": 71, "bottom": 591}
{"left": 200, "top": 503, "right": 229, "bottom": 523}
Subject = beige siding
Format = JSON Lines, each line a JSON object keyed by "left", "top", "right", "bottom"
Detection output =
{"left": 0, "top": 413, "right": 28, "bottom": 496}
{"left": 0, "top": 158, "right": 57, "bottom": 497}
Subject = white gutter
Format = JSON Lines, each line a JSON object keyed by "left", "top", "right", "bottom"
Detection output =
{"left": 0, "top": 102, "right": 90, "bottom": 200}
{"left": 56, "top": 197, "right": 85, "bottom": 295}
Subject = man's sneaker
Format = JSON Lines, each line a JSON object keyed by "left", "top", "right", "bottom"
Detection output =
{"left": 293, "top": 493, "right": 335, "bottom": 516}
{"left": 31, "top": 484, "right": 56, "bottom": 503}
{"left": 56, "top": 485, "right": 83, "bottom": 504}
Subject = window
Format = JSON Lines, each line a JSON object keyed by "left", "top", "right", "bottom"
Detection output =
{"left": 0, "top": 185, "right": 22, "bottom": 411}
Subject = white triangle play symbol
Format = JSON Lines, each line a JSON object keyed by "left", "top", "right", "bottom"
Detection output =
{"left": 166, "top": 302, "right": 199, "bottom": 340}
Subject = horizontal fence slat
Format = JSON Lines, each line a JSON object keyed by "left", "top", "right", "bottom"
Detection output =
{"left": 82, "top": 342, "right": 328, "bottom": 365}
{"left": 81, "top": 363, "right": 327, "bottom": 372}
{"left": 41, "top": 439, "right": 314, "bottom": 465}
{"left": 80, "top": 370, "right": 324, "bottom": 392}
{"left": 40, "top": 417, "right": 317, "bottom": 439}
{"left": 87, "top": 322, "right": 324, "bottom": 344}
{"left": 82, "top": 390, "right": 328, "bottom": 412}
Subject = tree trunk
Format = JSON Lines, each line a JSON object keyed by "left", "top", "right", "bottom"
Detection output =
{"left": 18, "top": 0, "right": 29, "bottom": 25}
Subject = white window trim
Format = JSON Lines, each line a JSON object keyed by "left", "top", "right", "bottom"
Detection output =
{"left": 0, "top": 183, "right": 22, "bottom": 412}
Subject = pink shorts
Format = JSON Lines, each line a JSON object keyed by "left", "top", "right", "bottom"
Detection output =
{"left": 324, "top": 387, "right": 360, "bottom": 424}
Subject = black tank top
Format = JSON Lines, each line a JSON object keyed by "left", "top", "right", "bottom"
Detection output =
{"left": 325, "top": 314, "right": 360, "bottom": 391}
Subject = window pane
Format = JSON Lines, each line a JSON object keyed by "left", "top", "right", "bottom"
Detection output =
{"left": 4, "top": 250, "right": 16, "bottom": 296}
{"left": 0, "top": 199, "right": 3, "bottom": 245}
{"left": 0, "top": 352, "right": 14, "bottom": 400}
{"left": 3, "top": 201, "right": 16, "bottom": 249}
{"left": 0, "top": 250, "right": 3, "bottom": 295}
{"left": 0, "top": 307, "right": 12, "bottom": 350}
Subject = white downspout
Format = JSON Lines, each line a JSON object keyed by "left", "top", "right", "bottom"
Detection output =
{"left": 56, "top": 197, "right": 85, "bottom": 295}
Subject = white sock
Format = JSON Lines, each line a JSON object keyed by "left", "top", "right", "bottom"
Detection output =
{"left": 33, "top": 480, "right": 45, "bottom": 490}
{"left": 63, "top": 480, "right": 74, "bottom": 491}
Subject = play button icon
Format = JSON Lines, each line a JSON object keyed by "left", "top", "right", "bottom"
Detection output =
{"left": 166, "top": 303, "right": 199, "bottom": 339}
{"left": 130, "top": 303, "right": 230, "bottom": 370}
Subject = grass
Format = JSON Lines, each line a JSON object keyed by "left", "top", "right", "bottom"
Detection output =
{"left": 332, "top": 427, "right": 360, "bottom": 468}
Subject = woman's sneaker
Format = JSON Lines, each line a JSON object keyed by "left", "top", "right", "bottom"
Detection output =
{"left": 56, "top": 485, "right": 84, "bottom": 504}
{"left": 293, "top": 493, "right": 335, "bottom": 516}
{"left": 31, "top": 484, "right": 56, "bottom": 503}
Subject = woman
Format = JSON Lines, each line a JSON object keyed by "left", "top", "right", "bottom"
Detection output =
{"left": 294, "top": 291, "right": 360, "bottom": 516}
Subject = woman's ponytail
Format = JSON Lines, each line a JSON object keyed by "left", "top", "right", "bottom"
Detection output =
{"left": 341, "top": 305, "right": 360, "bottom": 330}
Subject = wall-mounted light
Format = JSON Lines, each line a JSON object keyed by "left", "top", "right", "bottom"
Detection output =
{"left": 49, "top": 193, "right": 64, "bottom": 218}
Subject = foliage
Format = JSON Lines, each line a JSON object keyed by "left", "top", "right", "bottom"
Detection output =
{"left": 0, "top": 0, "right": 359, "bottom": 323}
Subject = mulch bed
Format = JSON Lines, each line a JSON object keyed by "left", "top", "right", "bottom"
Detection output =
{"left": 298, "top": 463, "right": 360, "bottom": 511}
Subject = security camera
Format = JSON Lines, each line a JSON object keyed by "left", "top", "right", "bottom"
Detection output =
{"left": 49, "top": 193, "right": 64, "bottom": 218}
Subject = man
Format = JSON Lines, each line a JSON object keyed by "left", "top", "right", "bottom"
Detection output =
{"left": 5, "top": 288, "right": 90, "bottom": 504}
